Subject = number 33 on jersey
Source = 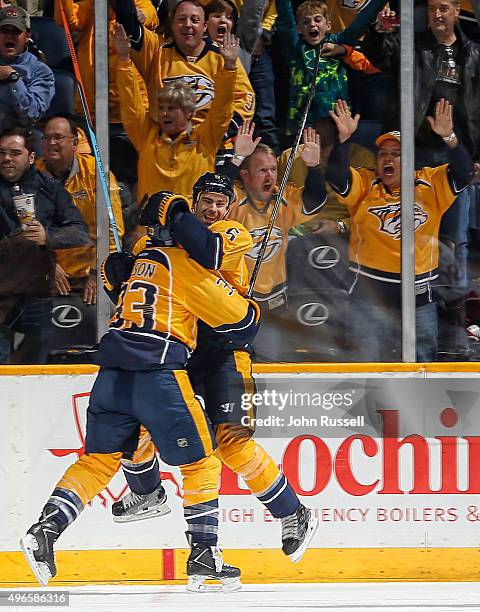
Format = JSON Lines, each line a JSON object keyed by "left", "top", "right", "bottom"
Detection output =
{"left": 108, "top": 245, "right": 260, "bottom": 367}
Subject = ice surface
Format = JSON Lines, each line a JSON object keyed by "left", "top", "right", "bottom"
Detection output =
{"left": 2, "top": 582, "right": 480, "bottom": 612}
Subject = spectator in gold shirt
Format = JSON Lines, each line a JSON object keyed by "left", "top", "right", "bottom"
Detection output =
{"left": 37, "top": 116, "right": 124, "bottom": 305}
{"left": 114, "top": 23, "right": 238, "bottom": 201}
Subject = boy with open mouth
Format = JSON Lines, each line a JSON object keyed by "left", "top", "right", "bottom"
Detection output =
{"left": 205, "top": 0, "right": 236, "bottom": 45}
{"left": 276, "top": 0, "right": 384, "bottom": 138}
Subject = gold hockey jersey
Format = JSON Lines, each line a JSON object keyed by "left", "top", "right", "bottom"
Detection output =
{"left": 133, "top": 218, "right": 251, "bottom": 294}
{"left": 337, "top": 164, "right": 457, "bottom": 282}
{"left": 207, "top": 219, "right": 252, "bottom": 295}
{"left": 101, "top": 245, "right": 259, "bottom": 369}
{"left": 131, "top": 30, "right": 255, "bottom": 126}
{"left": 117, "top": 61, "right": 236, "bottom": 199}
{"left": 228, "top": 183, "right": 317, "bottom": 300}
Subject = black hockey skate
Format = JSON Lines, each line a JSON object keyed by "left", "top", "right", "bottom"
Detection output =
{"left": 186, "top": 543, "right": 241, "bottom": 593}
{"left": 281, "top": 504, "right": 318, "bottom": 563}
{"left": 112, "top": 485, "right": 171, "bottom": 523}
{"left": 20, "top": 520, "right": 60, "bottom": 586}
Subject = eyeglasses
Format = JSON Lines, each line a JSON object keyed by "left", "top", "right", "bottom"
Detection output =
{"left": 41, "top": 135, "right": 75, "bottom": 143}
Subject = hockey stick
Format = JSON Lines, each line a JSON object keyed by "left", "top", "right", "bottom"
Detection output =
{"left": 58, "top": 0, "right": 122, "bottom": 253}
{"left": 246, "top": 46, "right": 322, "bottom": 299}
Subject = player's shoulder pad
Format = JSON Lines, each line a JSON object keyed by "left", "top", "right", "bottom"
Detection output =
{"left": 210, "top": 219, "right": 253, "bottom": 248}
{"left": 135, "top": 247, "right": 171, "bottom": 267}
{"left": 209, "top": 219, "right": 248, "bottom": 234}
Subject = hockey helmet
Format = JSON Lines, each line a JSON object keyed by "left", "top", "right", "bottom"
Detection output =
{"left": 193, "top": 172, "right": 235, "bottom": 208}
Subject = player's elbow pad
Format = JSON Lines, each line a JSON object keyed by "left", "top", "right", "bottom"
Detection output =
{"left": 214, "top": 302, "right": 260, "bottom": 345}
{"left": 247, "top": 299, "right": 260, "bottom": 325}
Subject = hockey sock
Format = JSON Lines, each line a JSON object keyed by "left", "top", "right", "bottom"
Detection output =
{"left": 40, "top": 488, "right": 84, "bottom": 535}
{"left": 256, "top": 473, "right": 300, "bottom": 518}
{"left": 216, "top": 425, "right": 300, "bottom": 518}
{"left": 184, "top": 499, "right": 219, "bottom": 546}
{"left": 181, "top": 454, "right": 222, "bottom": 506}
{"left": 56, "top": 452, "right": 122, "bottom": 505}
{"left": 121, "top": 455, "right": 161, "bottom": 495}
{"left": 181, "top": 454, "right": 221, "bottom": 545}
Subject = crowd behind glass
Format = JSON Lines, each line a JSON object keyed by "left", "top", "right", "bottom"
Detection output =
{"left": 1, "top": 0, "right": 479, "bottom": 364}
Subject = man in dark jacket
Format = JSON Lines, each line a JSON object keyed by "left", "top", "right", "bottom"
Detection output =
{"left": 362, "top": 0, "right": 480, "bottom": 158}
{"left": 0, "top": 127, "right": 90, "bottom": 364}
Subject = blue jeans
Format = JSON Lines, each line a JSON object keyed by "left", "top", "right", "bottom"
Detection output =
{"left": 349, "top": 285, "right": 438, "bottom": 362}
{"left": 249, "top": 47, "right": 279, "bottom": 152}
{"left": 435, "top": 190, "right": 471, "bottom": 354}
{"left": 0, "top": 296, "right": 53, "bottom": 364}
{"left": 439, "top": 189, "right": 471, "bottom": 291}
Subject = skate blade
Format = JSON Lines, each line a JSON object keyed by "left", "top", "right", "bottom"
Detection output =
{"left": 288, "top": 515, "right": 319, "bottom": 564}
{"left": 112, "top": 503, "right": 171, "bottom": 523}
{"left": 19, "top": 535, "right": 52, "bottom": 587}
{"left": 187, "top": 575, "right": 242, "bottom": 593}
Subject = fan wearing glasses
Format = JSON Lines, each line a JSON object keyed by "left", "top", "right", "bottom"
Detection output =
{"left": 37, "top": 115, "right": 125, "bottom": 306}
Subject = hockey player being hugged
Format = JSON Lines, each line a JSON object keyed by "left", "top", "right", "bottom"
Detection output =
{"left": 20, "top": 191, "right": 261, "bottom": 592}
{"left": 111, "top": 171, "right": 319, "bottom": 564}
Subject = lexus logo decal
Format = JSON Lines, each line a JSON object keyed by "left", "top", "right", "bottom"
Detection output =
{"left": 308, "top": 245, "right": 340, "bottom": 270}
{"left": 52, "top": 304, "right": 83, "bottom": 328}
{"left": 297, "top": 302, "right": 329, "bottom": 326}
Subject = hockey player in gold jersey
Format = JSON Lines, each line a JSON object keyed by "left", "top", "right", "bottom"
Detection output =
{"left": 112, "top": 172, "right": 319, "bottom": 564}
{"left": 326, "top": 99, "right": 474, "bottom": 361}
{"left": 20, "top": 191, "right": 260, "bottom": 592}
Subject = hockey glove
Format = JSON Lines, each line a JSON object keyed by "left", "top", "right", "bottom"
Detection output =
{"left": 140, "top": 191, "right": 191, "bottom": 227}
{"left": 101, "top": 251, "right": 136, "bottom": 302}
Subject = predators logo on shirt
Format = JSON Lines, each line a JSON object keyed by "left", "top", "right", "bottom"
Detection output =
{"left": 368, "top": 202, "right": 429, "bottom": 240}
{"left": 162, "top": 75, "right": 215, "bottom": 109}
{"left": 336, "top": 164, "right": 458, "bottom": 278}
{"left": 229, "top": 183, "right": 316, "bottom": 298}
{"left": 246, "top": 226, "right": 283, "bottom": 264}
